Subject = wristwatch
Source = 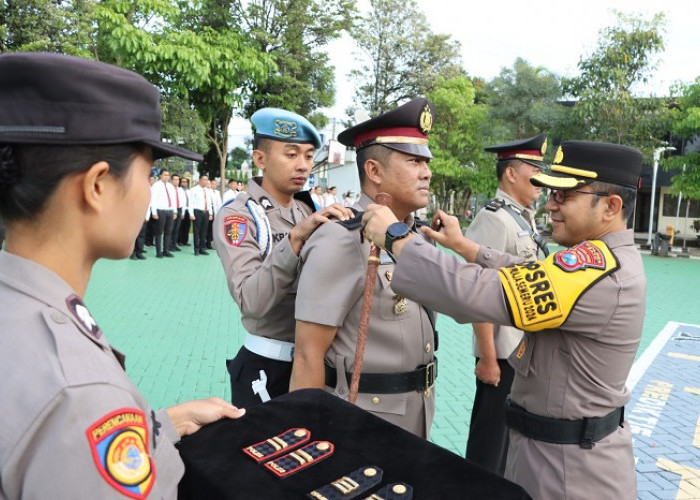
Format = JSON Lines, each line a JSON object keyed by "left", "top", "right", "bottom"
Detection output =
{"left": 385, "top": 222, "right": 411, "bottom": 254}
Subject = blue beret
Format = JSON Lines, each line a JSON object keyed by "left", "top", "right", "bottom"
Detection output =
{"left": 251, "top": 108, "right": 322, "bottom": 149}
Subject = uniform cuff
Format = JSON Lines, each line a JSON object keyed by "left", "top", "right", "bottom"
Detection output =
{"left": 157, "top": 408, "right": 181, "bottom": 444}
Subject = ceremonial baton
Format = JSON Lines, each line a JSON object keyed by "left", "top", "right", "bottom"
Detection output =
{"left": 349, "top": 192, "right": 392, "bottom": 404}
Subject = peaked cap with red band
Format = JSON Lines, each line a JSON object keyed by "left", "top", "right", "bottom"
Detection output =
{"left": 485, "top": 133, "right": 548, "bottom": 170}
{"left": 337, "top": 97, "right": 435, "bottom": 158}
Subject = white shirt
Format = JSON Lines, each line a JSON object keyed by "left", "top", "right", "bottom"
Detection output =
{"left": 222, "top": 189, "right": 238, "bottom": 205}
{"left": 188, "top": 185, "right": 213, "bottom": 216}
{"left": 150, "top": 180, "right": 176, "bottom": 212}
{"left": 210, "top": 188, "right": 223, "bottom": 214}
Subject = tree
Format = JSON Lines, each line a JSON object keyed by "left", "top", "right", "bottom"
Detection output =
{"left": 349, "top": 0, "right": 463, "bottom": 117}
{"left": 426, "top": 76, "right": 494, "bottom": 216}
{"left": 561, "top": 11, "right": 672, "bottom": 155}
{"left": 662, "top": 78, "right": 700, "bottom": 201}
{"left": 233, "top": 0, "right": 355, "bottom": 128}
{"left": 96, "top": 0, "right": 273, "bottom": 181}
{"left": 485, "top": 58, "right": 565, "bottom": 140}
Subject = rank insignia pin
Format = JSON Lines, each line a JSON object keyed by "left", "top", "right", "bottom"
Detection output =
{"left": 393, "top": 295, "right": 407, "bottom": 315}
{"left": 364, "top": 482, "right": 413, "bottom": 500}
{"left": 242, "top": 427, "right": 311, "bottom": 463}
{"left": 264, "top": 441, "right": 334, "bottom": 478}
{"left": 307, "top": 466, "right": 383, "bottom": 499}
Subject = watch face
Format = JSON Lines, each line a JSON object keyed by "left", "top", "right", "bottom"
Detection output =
{"left": 388, "top": 222, "right": 410, "bottom": 238}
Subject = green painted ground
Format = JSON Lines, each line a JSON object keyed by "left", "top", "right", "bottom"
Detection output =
{"left": 84, "top": 245, "right": 700, "bottom": 456}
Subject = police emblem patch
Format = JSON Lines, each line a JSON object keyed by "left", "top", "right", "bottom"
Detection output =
{"left": 224, "top": 215, "right": 248, "bottom": 247}
{"left": 86, "top": 408, "right": 154, "bottom": 499}
{"left": 66, "top": 294, "right": 102, "bottom": 338}
{"left": 274, "top": 119, "right": 298, "bottom": 139}
{"left": 554, "top": 241, "right": 607, "bottom": 272}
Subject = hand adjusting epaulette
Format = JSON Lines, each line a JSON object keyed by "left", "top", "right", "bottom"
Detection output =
{"left": 337, "top": 208, "right": 364, "bottom": 230}
{"left": 485, "top": 198, "right": 505, "bottom": 212}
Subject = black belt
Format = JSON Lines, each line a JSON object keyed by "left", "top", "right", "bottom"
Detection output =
{"left": 505, "top": 396, "right": 624, "bottom": 449}
{"left": 324, "top": 360, "right": 437, "bottom": 394}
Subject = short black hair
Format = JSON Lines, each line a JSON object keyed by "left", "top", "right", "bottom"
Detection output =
{"left": 356, "top": 145, "right": 394, "bottom": 184}
{"left": 589, "top": 181, "right": 637, "bottom": 221}
{"left": 0, "top": 143, "right": 141, "bottom": 222}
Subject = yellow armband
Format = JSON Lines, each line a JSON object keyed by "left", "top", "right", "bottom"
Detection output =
{"left": 498, "top": 240, "right": 619, "bottom": 331}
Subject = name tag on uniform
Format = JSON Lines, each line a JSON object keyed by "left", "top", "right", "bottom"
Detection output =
{"left": 517, "top": 230, "right": 530, "bottom": 237}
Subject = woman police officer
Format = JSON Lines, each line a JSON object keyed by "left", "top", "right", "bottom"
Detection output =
{"left": 0, "top": 52, "right": 244, "bottom": 499}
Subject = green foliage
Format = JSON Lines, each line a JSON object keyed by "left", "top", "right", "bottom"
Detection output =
{"left": 227, "top": 146, "right": 251, "bottom": 170}
{"left": 561, "top": 11, "right": 672, "bottom": 155}
{"left": 234, "top": 0, "right": 356, "bottom": 128}
{"left": 349, "top": 0, "right": 463, "bottom": 117}
{"left": 485, "top": 58, "right": 565, "bottom": 140}
{"left": 662, "top": 77, "right": 700, "bottom": 201}
{"left": 427, "top": 76, "right": 495, "bottom": 214}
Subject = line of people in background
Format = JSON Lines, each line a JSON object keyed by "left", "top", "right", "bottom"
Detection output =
{"left": 131, "top": 171, "right": 247, "bottom": 260}
{"left": 309, "top": 185, "right": 359, "bottom": 210}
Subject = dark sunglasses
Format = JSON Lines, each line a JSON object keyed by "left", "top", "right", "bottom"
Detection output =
{"left": 547, "top": 189, "right": 612, "bottom": 204}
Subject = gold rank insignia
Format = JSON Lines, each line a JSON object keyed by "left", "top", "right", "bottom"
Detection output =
{"left": 273, "top": 119, "right": 298, "bottom": 139}
{"left": 393, "top": 294, "right": 407, "bottom": 315}
{"left": 553, "top": 145, "right": 564, "bottom": 165}
{"left": 385, "top": 270, "right": 393, "bottom": 281}
{"left": 541, "top": 138, "right": 548, "bottom": 155}
{"left": 419, "top": 104, "right": 433, "bottom": 134}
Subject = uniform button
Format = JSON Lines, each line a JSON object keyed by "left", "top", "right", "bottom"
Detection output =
{"left": 50, "top": 311, "right": 67, "bottom": 324}
{"left": 371, "top": 397, "right": 380, "bottom": 404}
{"left": 425, "top": 343, "right": 431, "bottom": 353}
{"left": 393, "top": 484, "right": 407, "bottom": 494}
{"left": 484, "top": 252, "right": 492, "bottom": 259}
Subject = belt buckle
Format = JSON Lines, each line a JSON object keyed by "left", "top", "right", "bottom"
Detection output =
{"left": 423, "top": 361, "right": 436, "bottom": 397}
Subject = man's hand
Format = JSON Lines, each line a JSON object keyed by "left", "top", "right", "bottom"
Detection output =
{"left": 475, "top": 357, "right": 501, "bottom": 387}
{"left": 361, "top": 204, "right": 399, "bottom": 250}
{"left": 419, "top": 209, "right": 480, "bottom": 263}
{"left": 288, "top": 203, "right": 353, "bottom": 255}
{"left": 166, "top": 397, "right": 245, "bottom": 438}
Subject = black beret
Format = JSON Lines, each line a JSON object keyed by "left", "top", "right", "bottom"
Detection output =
{"left": 531, "top": 140, "right": 643, "bottom": 190}
{"left": 0, "top": 52, "right": 202, "bottom": 161}
{"left": 338, "top": 98, "right": 435, "bottom": 159}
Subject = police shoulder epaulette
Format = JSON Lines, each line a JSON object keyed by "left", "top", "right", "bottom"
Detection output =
{"left": 246, "top": 199, "right": 272, "bottom": 259}
{"left": 336, "top": 208, "right": 364, "bottom": 230}
{"left": 414, "top": 217, "right": 430, "bottom": 229}
{"left": 485, "top": 198, "right": 505, "bottom": 212}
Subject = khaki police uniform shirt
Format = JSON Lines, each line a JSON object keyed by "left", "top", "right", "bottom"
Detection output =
{"left": 390, "top": 230, "right": 644, "bottom": 500}
{"left": 213, "top": 177, "right": 313, "bottom": 343}
{"left": 464, "top": 188, "right": 540, "bottom": 358}
{"left": 0, "top": 252, "right": 183, "bottom": 500}
{"left": 295, "top": 194, "right": 436, "bottom": 438}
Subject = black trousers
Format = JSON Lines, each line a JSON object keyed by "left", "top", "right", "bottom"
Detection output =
{"left": 226, "top": 347, "right": 292, "bottom": 408}
{"left": 155, "top": 209, "right": 174, "bottom": 255}
{"left": 145, "top": 216, "right": 157, "bottom": 245}
{"left": 178, "top": 215, "right": 191, "bottom": 245}
{"left": 192, "top": 209, "right": 209, "bottom": 253}
{"left": 132, "top": 221, "right": 147, "bottom": 255}
{"left": 465, "top": 358, "right": 515, "bottom": 476}
{"left": 170, "top": 210, "right": 183, "bottom": 249}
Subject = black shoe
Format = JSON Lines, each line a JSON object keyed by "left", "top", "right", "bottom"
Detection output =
{"left": 199, "top": 249, "right": 209, "bottom": 255}
{"left": 136, "top": 253, "right": 147, "bottom": 260}
{"left": 145, "top": 242, "right": 154, "bottom": 247}
{"left": 156, "top": 253, "right": 164, "bottom": 258}
{"left": 163, "top": 251, "right": 174, "bottom": 257}
{"left": 172, "top": 246, "right": 181, "bottom": 251}
{"left": 206, "top": 244, "right": 213, "bottom": 250}
{"left": 130, "top": 254, "right": 138, "bottom": 260}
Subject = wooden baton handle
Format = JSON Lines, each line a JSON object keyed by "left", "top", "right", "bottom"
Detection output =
{"left": 349, "top": 192, "right": 393, "bottom": 404}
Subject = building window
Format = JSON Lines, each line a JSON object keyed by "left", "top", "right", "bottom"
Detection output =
{"left": 662, "top": 194, "right": 700, "bottom": 218}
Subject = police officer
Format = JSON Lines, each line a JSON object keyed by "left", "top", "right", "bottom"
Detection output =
{"left": 290, "top": 98, "right": 438, "bottom": 438}
{"left": 0, "top": 52, "right": 245, "bottom": 499}
{"left": 464, "top": 133, "right": 549, "bottom": 475}
{"left": 213, "top": 108, "right": 352, "bottom": 408}
{"left": 362, "top": 140, "right": 645, "bottom": 499}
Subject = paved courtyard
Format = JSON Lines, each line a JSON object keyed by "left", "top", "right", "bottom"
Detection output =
{"left": 84, "top": 243, "right": 700, "bottom": 498}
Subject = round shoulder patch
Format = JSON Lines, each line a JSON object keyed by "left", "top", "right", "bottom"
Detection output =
{"left": 86, "top": 408, "right": 155, "bottom": 499}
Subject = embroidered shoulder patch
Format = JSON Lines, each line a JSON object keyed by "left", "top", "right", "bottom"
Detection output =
{"left": 499, "top": 239, "right": 619, "bottom": 331}
{"left": 224, "top": 215, "right": 248, "bottom": 247}
{"left": 86, "top": 408, "right": 155, "bottom": 499}
{"left": 553, "top": 241, "right": 607, "bottom": 272}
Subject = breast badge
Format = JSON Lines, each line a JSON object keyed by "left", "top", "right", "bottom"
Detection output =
{"left": 86, "top": 408, "right": 154, "bottom": 499}
{"left": 224, "top": 215, "right": 248, "bottom": 247}
{"left": 392, "top": 295, "right": 407, "bottom": 315}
